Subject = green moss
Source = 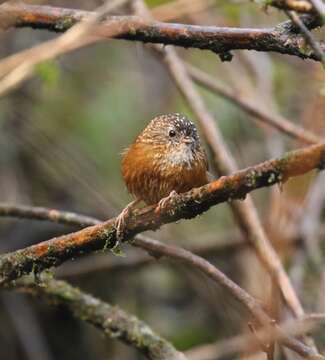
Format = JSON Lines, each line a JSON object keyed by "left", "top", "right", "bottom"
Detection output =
{"left": 297, "top": 42, "right": 313, "bottom": 58}
{"left": 47, "top": 244, "right": 56, "bottom": 256}
{"left": 56, "top": 286, "right": 75, "bottom": 301}
{"left": 245, "top": 170, "right": 258, "bottom": 188}
{"left": 55, "top": 17, "right": 75, "bottom": 31}
{"left": 102, "top": 229, "right": 116, "bottom": 251}
{"left": 278, "top": 151, "right": 292, "bottom": 170}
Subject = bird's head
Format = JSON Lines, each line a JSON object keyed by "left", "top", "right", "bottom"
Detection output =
{"left": 138, "top": 113, "right": 200, "bottom": 149}
{"left": 136, "top": 113, "right": 203, "bottom": 167}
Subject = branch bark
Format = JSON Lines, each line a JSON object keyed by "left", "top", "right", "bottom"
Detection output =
{"left": 1, "top": 206, "right": 320, "bottom": 359}
{"left": 0, "top": 208, "right": 322, "bottom": 358}
{"left": 186, "top": 64, "right": 324, "bottom": 145}
{"left": 268, "top": 0, "right": 314, "bottom": 12}
{"left": 285, "top": 10, "right": 325, "bottom": 63}
{"left": 11, "top": 274, "right": 186, "bottom": 360}
{"left": 134, "top": 1, "right": 319, "bottom": 340}
{"left": 0, "top": 142, "right": 324, "bottom": 286}
{"left": 0, "top": 203, "right": 99, "bottom": 227}
{"left": 186, "top": 313, "right": 325, "bottom": 360}
{"left": 0, "top": 2, "right": 323, "bottom": 61}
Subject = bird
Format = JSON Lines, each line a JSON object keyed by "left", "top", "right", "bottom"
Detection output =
{"left": 115, "top": 113, "right": 209, "bottom": 239}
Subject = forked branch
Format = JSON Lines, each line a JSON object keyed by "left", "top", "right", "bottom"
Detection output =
{"left": 0, "top": 142, "right": 324, "bottom": 285}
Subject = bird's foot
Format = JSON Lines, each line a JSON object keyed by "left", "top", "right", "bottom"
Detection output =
{"left": 115, "top": 199, "right": 140, "bottom": 246}
{"left": 155, "top": 190, "right": 178, "bottom": 215}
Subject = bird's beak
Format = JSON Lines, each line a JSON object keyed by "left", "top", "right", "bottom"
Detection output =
{"left": 182, "top": 136, "right": 193, "bottom": 144}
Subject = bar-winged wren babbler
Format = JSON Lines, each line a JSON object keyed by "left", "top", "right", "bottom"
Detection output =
{"left": 116, "top": 113, "right": 209, "bottom": 238}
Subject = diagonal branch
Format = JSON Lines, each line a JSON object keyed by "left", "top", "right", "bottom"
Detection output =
{"left": 0, "top": 2, "right": 323, "bottom": 61}
{"left": 309, "top": 0, "right": 325, "bottom": 18}
{"left": 186, "top": 313, "right": 325, "bottom": 360}
{"left": 0, "top": 0, "right": 133, "bottom": 96}
{"left": 268, "top": 0, "right": 314, "bottom": 12}
{"left": 0, "top": 142, "right": 324, "bottom": 286}
{"left": 0, "top": 203, "right": 100, "bottom": 227}
{"left": 10, "top": 274, "right": 186, "bottom": 360}
{"left": 1, "top": 209, "right": 322, "bottom": 359}
{"left": 285, "top": 10, "right": 325, "bottom": 63}
{"left": 186, "top": 65, "right": 323, "bottom": 145}
{"left": 132, "top": 237, "right": 323, "bottom": 359}
{"left": 132, "top": 0, "right": 317, "bottom": 337}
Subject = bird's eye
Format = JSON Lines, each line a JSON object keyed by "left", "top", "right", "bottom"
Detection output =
{"left": 169, "top": 129, "right": 176, "bottom": 137}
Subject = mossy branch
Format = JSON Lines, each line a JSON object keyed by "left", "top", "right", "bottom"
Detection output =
{"left": 0, "top": 2, "right": 323, "bottom": 61}
{"left": 11, "top": 274, "right": 186, "bottom": 360}
{"left": 0, "top": 142, "right": 324, "bottom": 286}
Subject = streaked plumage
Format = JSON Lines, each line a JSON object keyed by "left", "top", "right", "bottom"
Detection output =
{"left": 121, "top": 113, "right": 209, "bottom": 205}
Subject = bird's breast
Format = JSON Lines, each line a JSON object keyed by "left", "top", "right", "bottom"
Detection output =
{"left": 162, "top": 144, "right": 195, "bottom": 169}
{"left": 122, "top": 142, "right": 208, "bottom": 204}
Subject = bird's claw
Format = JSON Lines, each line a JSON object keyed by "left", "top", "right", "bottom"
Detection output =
{"left": 155, "top": 190, "right": 178, "bottom": 215}
{"left": 114, "top": 199, "right": 140, "bottom": 246}
{"left": 115, "top": 206, "right": 130, "bottom": 245}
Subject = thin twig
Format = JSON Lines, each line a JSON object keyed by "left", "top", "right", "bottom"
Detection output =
{"left": 0, "top": 3, "right": 323, "bottom": 61}
{"left": 0, "top": 206, "right": 322, "bottom": 359}
{"left": 0, "top": 203, "right": 100, "bottom": 227}
{"left": 132, "top": 0, "right": 319, "bottom": 350}
{"left": 186, "top": 313, "right": 325, "bottom": 360}
{"left": 0, "top": 142, "right": 324, "bottom": 285}
{"left": 186, "top": 64, "right": 323, "bottom": 145}
{"left": 285, "top": 10, "right": 325, "bottom": 63}
{"left": 0, "top": 0, "right": 130, "bottom": 96}
{"left": 56, "top": 235, "right": 244, "bottom": 278}
{"left": 132, "top": 237, "right": 323, "bottom": 359}
{"left": 309, "top": 0, "right": 325, "bottom": 18}
{"left": 268, "top": 0, "right": 314, "bottom": 12}
{"left": 10, "top": 274, "right": 187, "bottom": 360}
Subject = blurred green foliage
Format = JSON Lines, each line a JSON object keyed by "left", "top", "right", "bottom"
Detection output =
{"left": 35, "top": 60, "right": 61, "bottom": 89}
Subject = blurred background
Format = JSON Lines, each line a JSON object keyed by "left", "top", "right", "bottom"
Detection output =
{"left": 0, "top": 0, "right": 325, "bottom": 359}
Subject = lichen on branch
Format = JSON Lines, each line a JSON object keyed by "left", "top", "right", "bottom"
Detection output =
{"left": 0, "top": 142, "right": 324, "bottom": 285}
{"left": 12, "top": 274, "right": 186, "bottom": 360}
{"left": 0, "top": 2, "right": 323, "bottom": 61}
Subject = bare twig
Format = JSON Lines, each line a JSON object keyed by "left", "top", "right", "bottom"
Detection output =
{"left": 0, "top": 205, "right": 322, "bottom": 358}
{"left": 309, "top": 0, "right": 325, "bottom": 18}
{"left": 132, "top": 237, "right": 322, "bottom": 359}
{"left": 132, "top": 0, "right": 319, "bottom": 350}
{"left": 0, "top": 203, "right": 244, "bottom": 277}
{"left": 285, "top": 10, "right": 325, "bottom": 63}
{"left": 56, "top": 235, "right": 244, "bottom": 278}
{"left": 186, "top": 313, "right": 325, "bottom": 360}
{"left": 0, "top": 0, "right": 130, "bottom": 96}
{"left": 268, "top": 0, "right": 314, "bottom": 12}
{"left": 0, "top": 203, "right": 100, "bottom": 227}
{"left": 10, "top": 274, "right": 186, "bottom": 360}
{"left": 137, "top": 7, "right": 309, "bottom": 325}
{"left": 0, "top": 3, "right": 323, "bottom": 61}
{"left": 186, "top": 65, "right": 323, "bottom": 145}
{"left": 0, "top": 131, "right": 324, "bottom": 291}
